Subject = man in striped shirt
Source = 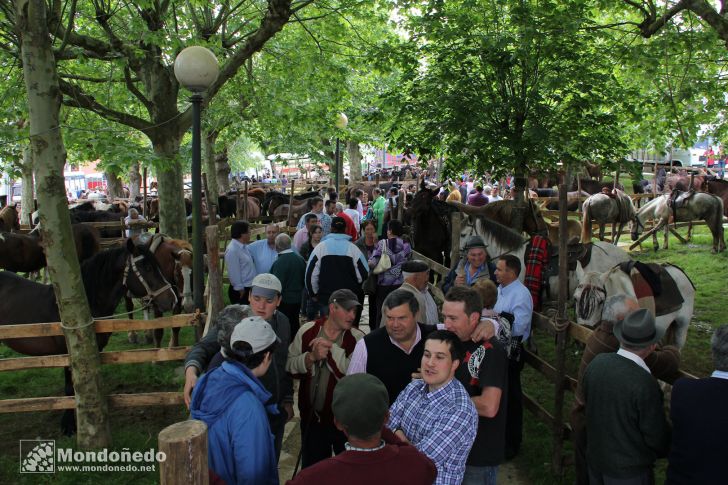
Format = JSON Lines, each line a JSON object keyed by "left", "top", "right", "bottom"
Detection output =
{"left": 387, "top": 330, "right": 478, "bottom": 484}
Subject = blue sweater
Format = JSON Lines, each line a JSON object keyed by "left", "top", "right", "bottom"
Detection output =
{"left": 190, "top": 361, "right": 279, "bottom": 485}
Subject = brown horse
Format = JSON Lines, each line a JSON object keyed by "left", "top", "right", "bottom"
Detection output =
{"left": 0, "top": 231, "right": 45, "bottom": 272}
{"left": 0, "top": 239, "right": 177, "bottom": 434}
{"left": 547, "top": 219, "right": 582, "bottom": 246}
{"left": 406, "top": 184, "right": 452, "bottom": 266}
{"left": 446, "top": 199, "right": 549, "bottom": 237}
{"left": 126, "top": 234, "right": 194, "bottom": 347}
{"left": 702, "top": 179, "right": 728, "bottom": 217}
{"left": 0, "top": 205, "right": 19, "bottom": 232}
{"left": 665, "top": 173, "right": 706, "bottom": 192}
{"left": 272, "top": 202, "right": 310, "bottom": 227}
{"left": 0, "top": 224, "right": 101, "bottom": 274}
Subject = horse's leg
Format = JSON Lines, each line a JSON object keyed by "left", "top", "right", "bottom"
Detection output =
{"left": 613, "top": 223, "right": 623, "bottom": 245}
{"left": 143, "top": 307, "right": 154, "bottom": 344}
{"left": 125, "top": 296, "right": 138, "bottom": 344}
{"left": 664, "top": 222, "right": 669, "bottom": 250}
{"left": 61, "top": 367, "right": 76, "bottom": 436}
{"left": 153, "top": 308, "right": 164, "bottom": 348}
{"left": 598, "top": 223, "right": 605, "bottom": 241}
{"left": 686, "top": 221, "right": 694, "bottom": 242}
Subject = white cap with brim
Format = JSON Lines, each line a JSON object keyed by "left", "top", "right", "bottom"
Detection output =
{"left": 251, "top": 273, "right": 282, "bottom": 299}
{"left": 230, "top": 316, "right": 280, "bottom": 356}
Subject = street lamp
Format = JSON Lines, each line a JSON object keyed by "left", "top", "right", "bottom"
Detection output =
{"left": 334, "top": 112, "right": 348, "bottom": 193}
{"left": 174, "top": 46, "right": 219, "bottom": 315}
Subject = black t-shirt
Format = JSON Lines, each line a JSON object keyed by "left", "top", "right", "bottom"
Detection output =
{"left": 455, "top": 337, "right": 509, "bottom": 466}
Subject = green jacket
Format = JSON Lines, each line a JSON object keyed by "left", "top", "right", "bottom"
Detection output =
{"left": 270, "top": 250, "right": 306, "bottom": 304}
{"left": 372, "top": 195, "right": 386, "bottom": 235}
{"left": 584, "top": 352, "right": 670, "bottom": 478}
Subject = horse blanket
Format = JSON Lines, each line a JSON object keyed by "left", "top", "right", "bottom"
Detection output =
{"left": 618, "top": 261, "right": 684, "bottom": 316}
{"left": 525, "top": 235, "right": 549, "bottom": 311}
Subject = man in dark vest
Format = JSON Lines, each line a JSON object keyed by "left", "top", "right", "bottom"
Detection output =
{"left": 348, "top": 288, "right": 496, "bottom": 404}
{"left": 347, "top": 289, "right": 435, "bottom": 403}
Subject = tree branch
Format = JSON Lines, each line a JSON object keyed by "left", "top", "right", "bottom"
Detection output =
{"left": 59, "top": 79, "right": 153, "bottom": 133}
{"left": 124, "top": 66, "right": 153, "bottom": 111}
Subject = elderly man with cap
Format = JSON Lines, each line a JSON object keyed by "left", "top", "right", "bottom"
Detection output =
{"left": 190, "top": 316, "right": 281, "bottom": 485}
{"left": 442, "top": 235, "right": 496, "bottom": 295}
{"left": 398, "top": 259, "right": 440, "bottom": 326}
{"left": 305, "top": 216, "right": 369, "bottom": 326}
{"left": 583, "top": 308, "right": 671, "bottom": 484}
{"left": 286, "top": 289, "right": 366, "bottom": 468}
{"left": 286, "top": 374, "right": 437, "bottom": 485}
{"left": 571, "top": 295, "right": 680, "bottom": 485}
{"left": 182, "top": 274, "right": 293, "bottom": 459}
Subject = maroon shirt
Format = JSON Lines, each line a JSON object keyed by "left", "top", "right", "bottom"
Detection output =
{"left": 286, "top": 428, "right": 436, "bottom": 485}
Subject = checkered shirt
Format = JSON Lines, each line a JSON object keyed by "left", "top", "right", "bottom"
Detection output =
{"left": 388, "top": 378, "right": 478, "bottom": 485}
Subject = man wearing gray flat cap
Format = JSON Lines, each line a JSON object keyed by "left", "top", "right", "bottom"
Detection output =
{"left": 583, "top": 308, "right": 671, "bottom": 485}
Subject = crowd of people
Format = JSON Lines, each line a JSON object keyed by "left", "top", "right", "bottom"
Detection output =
{"left": 180, "top": 182, "right": 727, "bottom": 485}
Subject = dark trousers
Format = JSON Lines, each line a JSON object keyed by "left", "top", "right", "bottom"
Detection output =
{"left": 372, "top": 284, "right": 399, "bottom": 330}
{"left": 352, "top": 288, "right": 364, "bottom": 328}
{"left": 228, "top": 285, "right": 250, "bottom": 305}
{"left": 588, "top": 467, "right": 654, "bottom": 485}
{"left": 367, "top": 291, "right": 378, "bottom": 329}
{"left": 300, "top": 420, "right": 346, "bottom": 468}
{"left": 572, "top": 406, "right": 589, "bottom": 485}
{"left": 279, "top": 301, "right": 302, "bottom": 338}
{"left": 505, "top": 357, "right": 524, "bottom": 459}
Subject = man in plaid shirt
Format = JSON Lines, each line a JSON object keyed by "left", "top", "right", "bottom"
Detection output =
{"left": 387, "top": 330, "right": 478, "bottom": 484}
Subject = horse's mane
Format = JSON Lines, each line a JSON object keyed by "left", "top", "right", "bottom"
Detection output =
{"left": 80, "top": 244, "right": 162, "bottom": 313}
{"left": 472, "top": 215, "right": 525, "bottom": 252}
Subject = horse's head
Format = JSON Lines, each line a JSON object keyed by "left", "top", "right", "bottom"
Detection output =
{"left": 525, "top": 199, "right": 549, "bottom": 237}
{"left": 573, "top": 271, "right": 607, "bottom": 327}
{"left": 123, "top": 238, "right": 177, "bottom": 313}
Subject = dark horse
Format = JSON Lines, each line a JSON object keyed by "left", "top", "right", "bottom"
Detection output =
{"left": 406, "top": 184, "right": 452, "bottom": 267}
{"left": 0, "top": 238, "right": 178, "bottom": 434}
{"left": 702, "top": 178, "right": 728, "bottom": 217}
{"left": 0, "top": 204, "right": 19, "bottom": 232}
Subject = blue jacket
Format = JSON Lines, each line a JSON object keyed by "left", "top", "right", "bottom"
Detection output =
{"left": 190, "top": 361, "right": 279, "bottom": 485}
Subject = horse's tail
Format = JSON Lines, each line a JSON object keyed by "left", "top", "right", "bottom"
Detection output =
{"left": 581, "top": 201, "right": 592, "bottom": 243}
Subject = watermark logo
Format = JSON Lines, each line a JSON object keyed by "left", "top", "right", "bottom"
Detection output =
{"left": 19, "top": 440, "right": 165, "bottom": 474}
{"left": 20, "top": 440, "right": 55, "bottom": 473}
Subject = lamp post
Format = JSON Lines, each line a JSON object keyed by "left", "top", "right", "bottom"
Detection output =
{"left": 174, "top": 46, "right": 219, "bottom": 315}
{"left": 334, "top": 112, "right": 348, "bottom": 193}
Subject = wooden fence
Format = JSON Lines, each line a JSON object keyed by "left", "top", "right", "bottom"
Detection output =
{"left": 0, "top": 314, "right": 199, "bottom": 414}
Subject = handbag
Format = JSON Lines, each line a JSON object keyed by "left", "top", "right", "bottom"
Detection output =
{"left": 372, "top": 240, "right": 392, "bottom": 275}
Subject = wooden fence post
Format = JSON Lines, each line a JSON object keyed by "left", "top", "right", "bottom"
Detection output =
{"left": 286, "top": 180, "right": 295, "bottom": 228}
{"left": 398, "top": 189, "right": 406, "bottom": 221}
{"left": 551, "top": 173, "right": 570, "bottom": 475}
{"left": 242, "top": 180, "right": 249, "bottom": 221}
{"left": 450, "top": 212, "right": 461, "bottom": 268}
{"left": 205, "top": 225, "right": 223, "bottom": 337}
{"left": 236, "top": 185, "right": 242, "bottom": 220}
{"left": 142, "top": 167, "right": 148, "bottom": 218}
{"left": 202, "top": 173, "right": 216, "bottom": 223}
{"left": 158, "top": 420, "right": 208, "bottom": 485}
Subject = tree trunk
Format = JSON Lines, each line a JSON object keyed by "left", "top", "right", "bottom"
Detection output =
{"left": 128, "top": 162, "right": 141, "bottom": 200}
{"left": 105, "top": 169, "right": 124, "bottom": 201}
{"left": 347, "top": 140, "right": 363, "bottom": 182}
{"left": 203, "top": 130, "right": 219, "bottom": 200}
{"left": 153, "top": 135, "right": 187, "bottom": 240}
{"left": 20, "top": 144, "right": 35, "bottom": 226}
{"left": 17, "top": 0, "right": 111, "bottom": 448}
{"left": 215, "top": 148, "right": 231, "bottom": 194}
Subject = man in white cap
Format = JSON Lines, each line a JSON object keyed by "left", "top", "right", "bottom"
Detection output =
{"left": 583, "top": 308, "right": 671, "bottom": 484}
{"left": 190, "top": 316, "right": 281, "bottom": 485}
{"left": 183, "top": 273, "right": 293, "bottom": 459}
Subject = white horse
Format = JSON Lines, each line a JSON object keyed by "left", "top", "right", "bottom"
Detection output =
{"left": 574, "top": 264, "right": 695, "bottom": 348}
{"left": 631, "top": 192, "right": 726, "bottom": 253}
{"left": 458, "top": 213, "right": 631, "bottom": 301}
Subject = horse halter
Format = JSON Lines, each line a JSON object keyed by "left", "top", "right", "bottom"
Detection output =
{"left": 122, "top": 254, "right": 175, "bottom": 302}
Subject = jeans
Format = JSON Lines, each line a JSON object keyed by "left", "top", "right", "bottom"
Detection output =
{"left": 462, "top": 465, "right": 498, "bottom": 485}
